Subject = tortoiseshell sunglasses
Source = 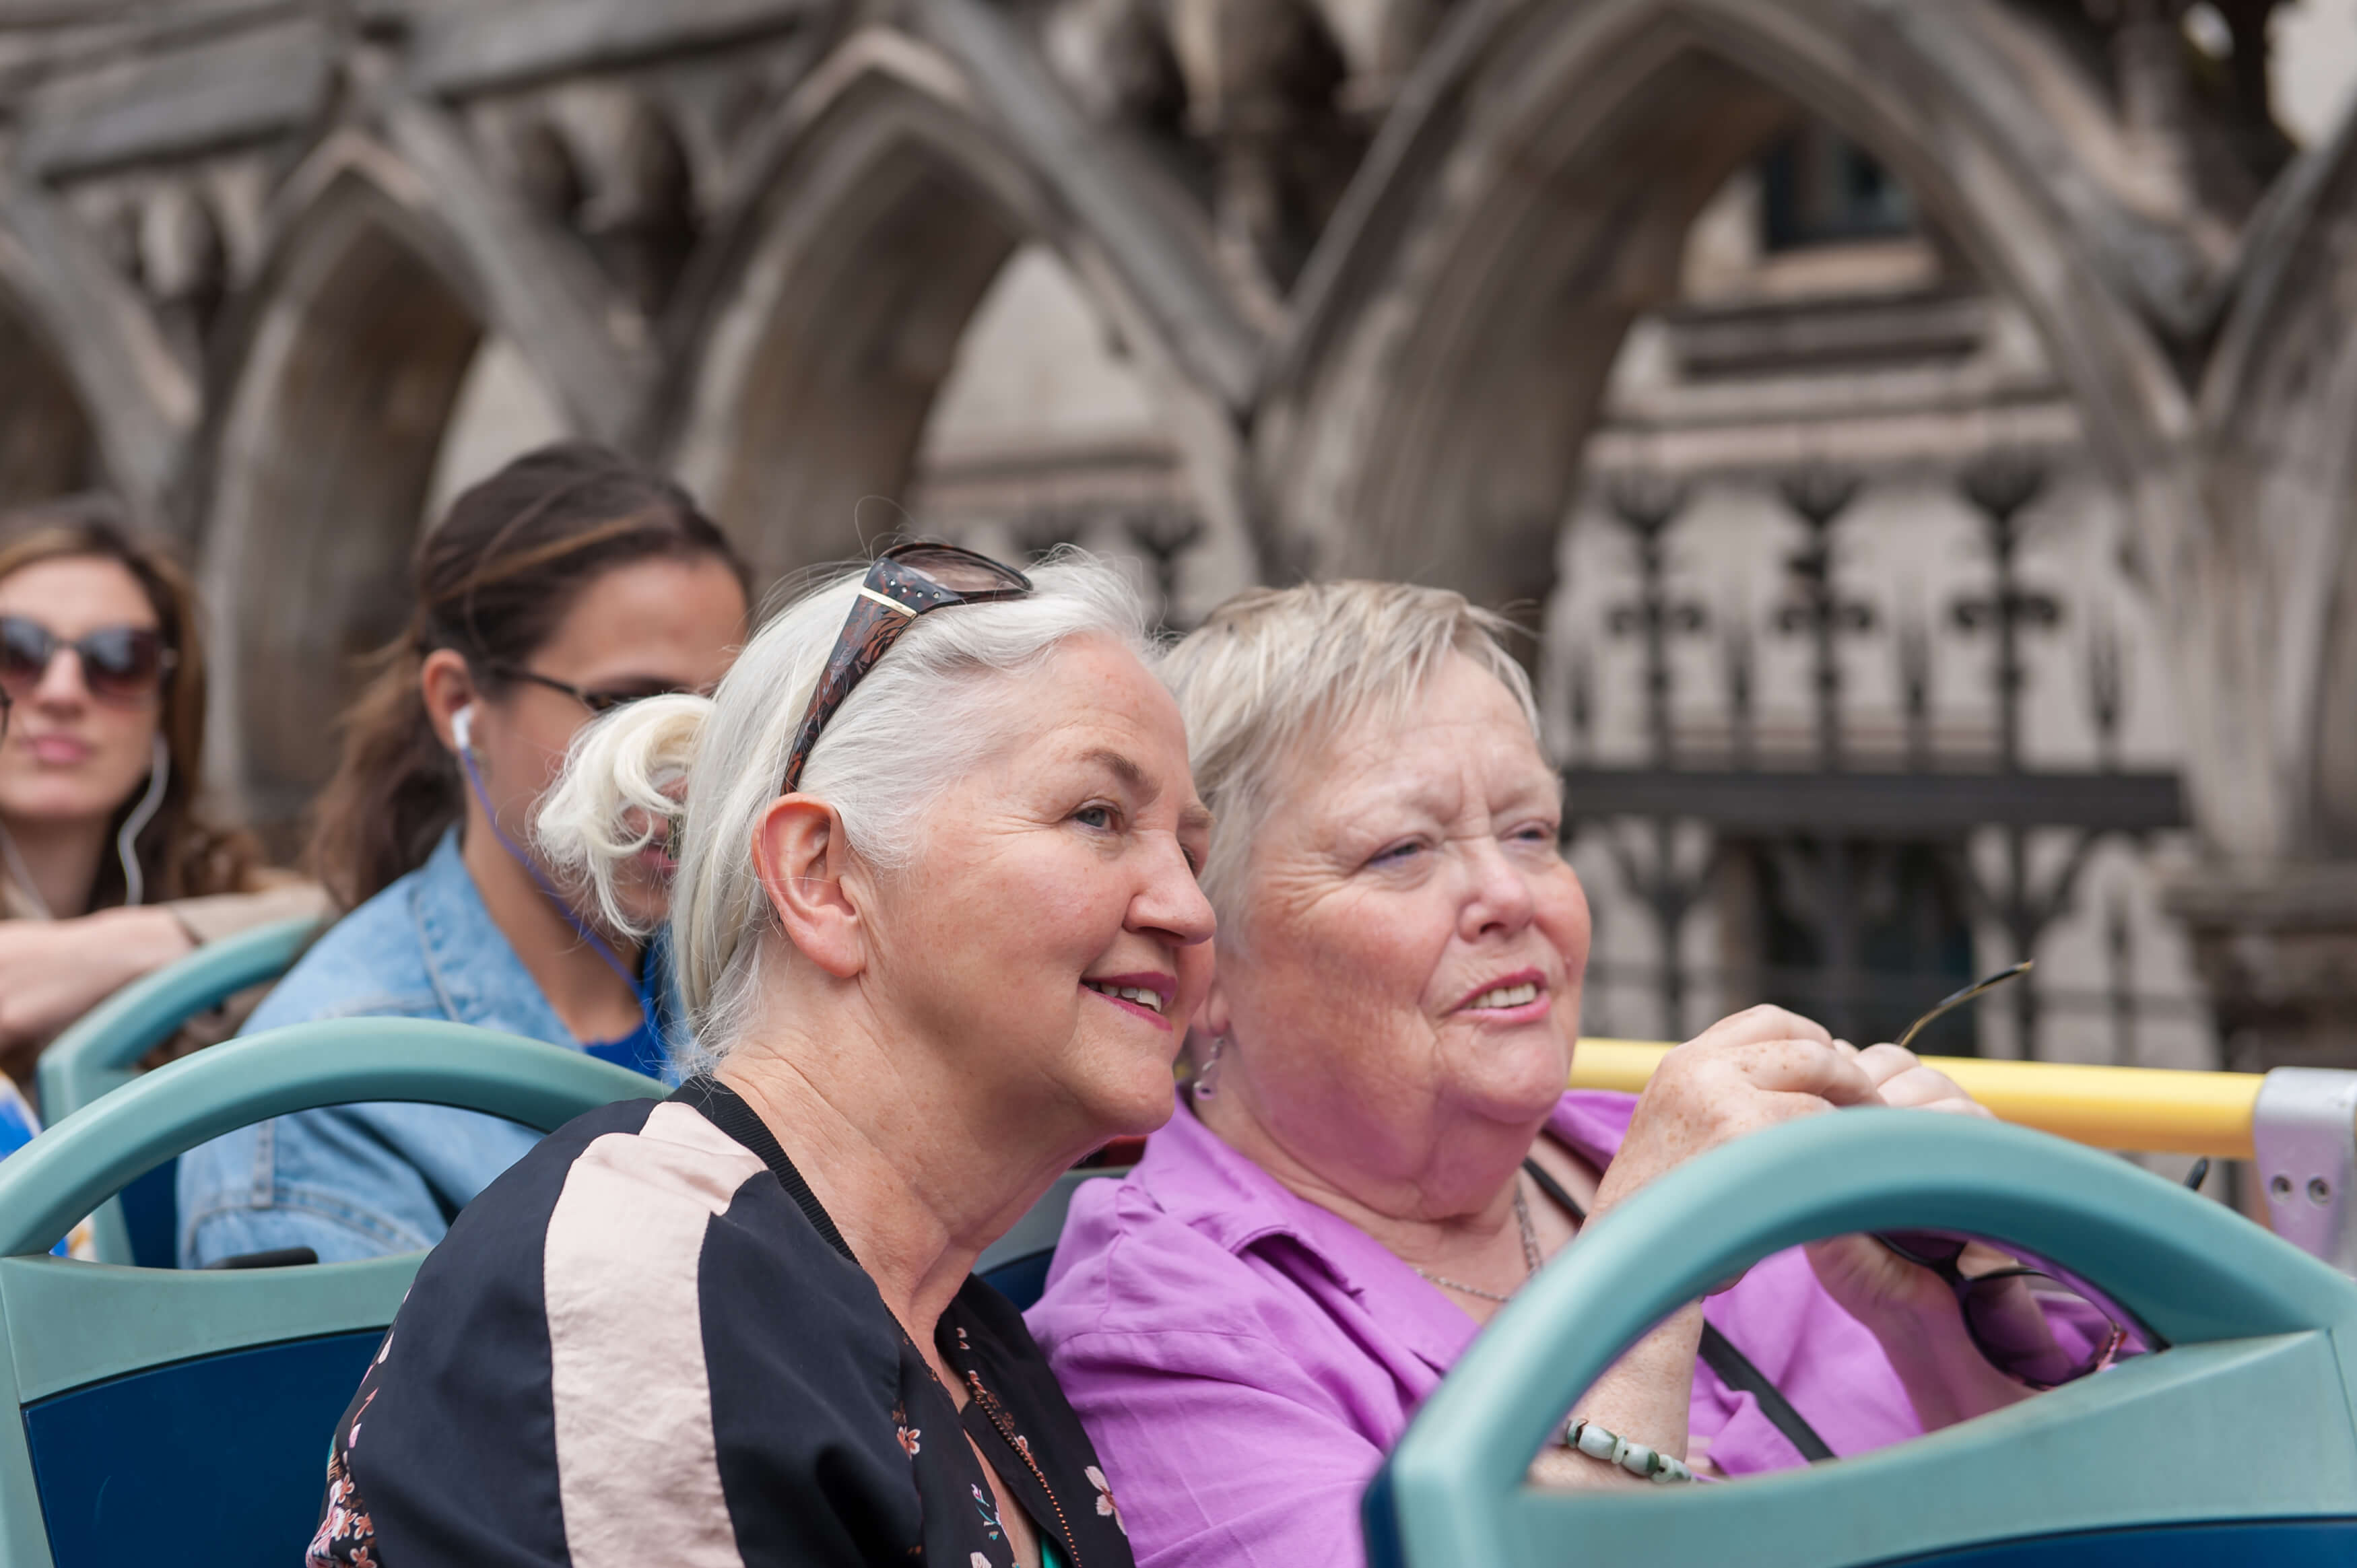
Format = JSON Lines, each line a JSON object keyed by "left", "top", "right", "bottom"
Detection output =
{"left": 778, "top": 542, "right": 1034, "bottom": 794}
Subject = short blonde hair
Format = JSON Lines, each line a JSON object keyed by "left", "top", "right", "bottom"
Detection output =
{"left": 1157, "top": 581, "right": 1541, "bottom": 930}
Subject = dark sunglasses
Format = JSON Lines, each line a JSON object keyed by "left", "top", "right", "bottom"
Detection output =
{"left": 1873, "top": 1230, "right": 2144, "bottom": 1389}
{"left": 778, "top": 542, "right": 1033, "bottom": 794}
{"left": 0, "top": 615, "right": 176, "bottom": 707}
{"left": 486, "top": 663, "right": 694, "bottom": 716}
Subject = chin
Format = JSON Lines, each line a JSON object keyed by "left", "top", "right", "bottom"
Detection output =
{"left": 1071, "top": 1058, "right": 1183, "bottom": 1141}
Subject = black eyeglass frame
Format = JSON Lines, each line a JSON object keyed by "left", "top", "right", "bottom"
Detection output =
{"left": 482, "top": 662, "right": 695, "bottom": 716}
{"left": 778, "top": 543, "right": 1034, "bottom": 795}
{"left": 1874, "top": 1229, "right": 2139, "bottom": 1390}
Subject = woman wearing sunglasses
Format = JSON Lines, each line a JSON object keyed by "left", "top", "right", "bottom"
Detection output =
{"left": 177, "top": 443, "right": 750, "bottom": 1268}
{"left": 0, "top": 499, "right": 327, "bottom": 1094}
{"left": 300, "top": 545, "right": 1205, "bottom": 1568}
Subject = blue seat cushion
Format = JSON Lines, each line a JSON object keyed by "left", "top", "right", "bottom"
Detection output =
{"left": 24, "top": 1328, "right": 380, "bottom": 1568}
{"left": 1888, "top": 1520, "right": 2357, "bottom": 1566}
{"left": 118, "top": 1157, "right": 177, "bottom": 1270}
{"left": 981, "top": 1249, "right": 1055, "bottom": 1313}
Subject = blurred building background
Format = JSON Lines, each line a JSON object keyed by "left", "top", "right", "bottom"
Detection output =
{"left": 1, "top": 0, "right": 2354, "bottom": 1071}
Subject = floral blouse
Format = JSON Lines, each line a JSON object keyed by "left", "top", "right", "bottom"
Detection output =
{"left": 306, "top": 1077, "right": 1135, "bottom": 1568}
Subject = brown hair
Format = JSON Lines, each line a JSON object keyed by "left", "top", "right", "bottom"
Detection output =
{"left": 308, "top": 442, "right": 751, "bottom": 911}
{"left": 0, "top": 496, "right": 262, "bottom": 910}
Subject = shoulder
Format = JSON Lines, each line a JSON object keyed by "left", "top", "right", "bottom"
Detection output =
{"left": 1028, "top": 1170, "right": 1325, "bottom": 1361}
{"left": 240, "top": 875, "right": 436, "bottom": 1031}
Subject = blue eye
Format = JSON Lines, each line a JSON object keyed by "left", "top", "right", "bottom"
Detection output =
{"left": 1372, "top": 840, "right": 1422, "bottom": 866}
{"left": 1075, "top": 804, "right": 1116, "bottom": 830}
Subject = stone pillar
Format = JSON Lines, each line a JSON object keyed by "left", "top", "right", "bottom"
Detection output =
{"left": 2166, "top": 863, "right": 2357, "bottom": 1072}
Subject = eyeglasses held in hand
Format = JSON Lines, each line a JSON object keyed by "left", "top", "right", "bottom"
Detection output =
{"left": 778, "top": 543, "right": 1033, "bottom": 794}
{"left": 0, "top": 615, "right": 177, "bottom": 708}
{"left": 1873, "top": 1230, "right": 2142, "bottom": 1388}
{"left": 1878, "top": 957, "right": 2148, "bottom": 1388}
{"left": 1894, "top": 959, "right": 2033, "bottom": 1052}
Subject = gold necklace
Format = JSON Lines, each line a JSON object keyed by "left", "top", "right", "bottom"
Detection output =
{"left": 1412, "top": 1179, "right": 1543, "bottom": 1305}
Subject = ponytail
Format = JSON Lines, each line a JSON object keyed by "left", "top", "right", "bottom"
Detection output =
{"left": 535, "top": 693, "right": 708, "bottom": 937}
{"left": 305, "top": 641, "right": 459, "bottom": 911}
{"left": 302, "top": 441, "right": 749, "bottom": 912}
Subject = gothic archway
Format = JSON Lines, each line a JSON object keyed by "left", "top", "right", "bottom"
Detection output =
{"left": 1262, "top": 0, "right": 2188, "bottom": 608}
{"left": 669, "top": 33, "right": 1249, "bottom": 584}
{"left": 197, "top": 149, "right": 488, "bottom": 829}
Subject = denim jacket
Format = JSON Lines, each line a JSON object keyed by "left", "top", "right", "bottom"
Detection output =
{"left": 176, "top": 830, "right": 681, "bottom": 1267}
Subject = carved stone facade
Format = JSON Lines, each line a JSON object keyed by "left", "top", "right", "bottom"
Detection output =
{"left": 1, "top": 0, "right": 2352, "bottom": 1062}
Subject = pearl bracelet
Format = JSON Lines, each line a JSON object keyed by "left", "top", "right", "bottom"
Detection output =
{"left": 1561, "top": 1418, "right": 1697, "bottom": 1484}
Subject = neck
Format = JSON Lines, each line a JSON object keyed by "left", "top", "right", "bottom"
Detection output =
{"left": 716, "top": 986, "right": 1089, "bottom": 1351}
{"left": 0, "top": 812, "right": 107, "bottom": 918}
{"left": 1195, "top": 1075, "right": 1544, "bottom": 1282}
{"left": 458, "top": 804, "right": 644, "bottom": 1043}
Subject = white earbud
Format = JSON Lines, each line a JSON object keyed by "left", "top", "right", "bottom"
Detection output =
{"left": 452, "top": 704, "right": 477, "bottom": 757}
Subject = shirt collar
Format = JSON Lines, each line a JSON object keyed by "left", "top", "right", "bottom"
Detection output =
{"left": 410, "top": 829, "right": 580, "bottom": 1048}
{"left": 1131, "top": 1086, "right": 1642, "bottom": 1373}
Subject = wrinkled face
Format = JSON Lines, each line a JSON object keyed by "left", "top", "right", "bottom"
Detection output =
{"left": 469, "top": 555, "right": 747, "bottom": 932}
{"left": 0, "top": 556, "right": 168, "bottom": 836}
{"left": 867, "top": 634, "right": 1216, "bottom": 1139}
{"left": 1211, "top": 653, "right": 1591, "bottom": 1182}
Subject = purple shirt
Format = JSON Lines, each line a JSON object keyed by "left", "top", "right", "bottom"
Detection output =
{"left": 1027, "top": 1090, "right": 1923, "bottom": 1568}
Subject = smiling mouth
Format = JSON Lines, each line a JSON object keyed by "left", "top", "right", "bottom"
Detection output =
{"left": 1082, "top": 980, "right": 1168, "bottom": 1015}
{"left": 1466, "top": 982, "right": 1540, "bottom": 1009}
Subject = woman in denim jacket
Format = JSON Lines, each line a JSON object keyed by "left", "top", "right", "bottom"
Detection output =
{"left": 177, "top": 444, "right": 749, "bottom": 1266}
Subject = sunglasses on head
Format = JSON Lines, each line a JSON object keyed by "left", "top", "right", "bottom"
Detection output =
{"left": 778, "top": 542, "right": 1033, "bottom": 794}
{"left": 0, "top": 615, "right": 176, "bottom": 708}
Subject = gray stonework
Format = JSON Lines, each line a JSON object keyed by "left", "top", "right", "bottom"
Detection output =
{"left": 0, "top": 0, "right": 2350, "bottom": 1060}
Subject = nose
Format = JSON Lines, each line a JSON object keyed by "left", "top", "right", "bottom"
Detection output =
{"left": 1131, "top": 832, "right": 1217, "bottom": 949}
{"left": 1457, "top": 834, "right": 1537, "bottom": 942}
{"left": 30, "top": 646, "right": 88, "bottom": 710}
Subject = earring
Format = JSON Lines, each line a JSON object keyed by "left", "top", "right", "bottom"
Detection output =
{"left": 1192, "top": 1034, "right": 1226, "bottom": 1099}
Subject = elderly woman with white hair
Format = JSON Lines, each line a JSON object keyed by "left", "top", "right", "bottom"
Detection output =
{"left": 1028, "top": 582, "right": 2102, "bottom": 1568}
{"left": 302, "top": 545, "right": 1212, "bottom": 1568}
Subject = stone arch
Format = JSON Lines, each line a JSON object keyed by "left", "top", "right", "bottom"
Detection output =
{"left": 1260, "top": 0, "right": 2191, "bottom": 607}
{"left": 196, "top": 140, "right": 492, "bottom": 829}
{"left": 666, "top": 31, "right": 1246, "bottom": 583}
{"left": 2201, "top": 108, "right": 2357, "bottom": 855}
{"left": 0, "top": 186, "right": 195, "bottom": 520}
{"left": 0, "top": 287, "right": 100, "bottom": 508}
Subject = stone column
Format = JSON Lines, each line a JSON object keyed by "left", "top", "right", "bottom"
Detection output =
{"left": 2166, "top": 863, "right": 2357, "bottom": 1072}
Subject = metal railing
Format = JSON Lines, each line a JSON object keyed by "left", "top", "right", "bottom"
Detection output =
{"left": 1571, "top": 1039, "right": 2260, "bottom": 1157}
{"left": 1570, "top": 1039, "right": 2354, "bottom": 1276}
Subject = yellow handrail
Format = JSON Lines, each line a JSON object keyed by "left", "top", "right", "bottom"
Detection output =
{"left": 1571, "top": 1039, "right": 2263, "bottom": 1160}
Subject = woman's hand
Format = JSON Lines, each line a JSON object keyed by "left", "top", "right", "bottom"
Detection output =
{"left": 0, "top": 908, "right": 193, "bottom": 1073}
{"left": 1802, "top": 1043, "right": 2032, "bottom": 1430}
{"left": 1591, "top": 1005, "right": 1884, "bottom": 1220}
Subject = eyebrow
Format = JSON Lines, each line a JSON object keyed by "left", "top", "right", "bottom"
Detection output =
{"left": 1082, "top": 748, "right": 1155, "bottom": 797}
{"left": 1082, "top": 747, "right": 1211, "bottom": 830}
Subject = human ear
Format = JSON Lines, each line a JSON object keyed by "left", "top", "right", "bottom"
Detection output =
{"left": 752, "top": 794, "right": 865, "bottom": 980}
{"left": 1198, "top": 963, "right": 1234, "bottom": 1042}
{"left": 420, "top": 650, "right": 479, "bottom": 755}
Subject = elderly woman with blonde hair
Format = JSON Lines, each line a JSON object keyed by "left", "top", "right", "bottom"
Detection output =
{"left": 1028, "top": 582, "right": 2078, "bottom": 1568}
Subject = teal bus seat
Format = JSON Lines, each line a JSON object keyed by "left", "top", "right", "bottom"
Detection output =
{"left": 0, "top": 1019, "right": 665, "bottom": 1568}
{"left": 34, "top": 914, "right": 321, "bottom": 1266}
{"left": 1365, "top": 1110, "right": 2357, "bottom": 1568}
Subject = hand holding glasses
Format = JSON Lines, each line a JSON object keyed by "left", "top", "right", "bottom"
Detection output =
{"left": 1870, "top": 959, "right": 2154, "bottom": 1388}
